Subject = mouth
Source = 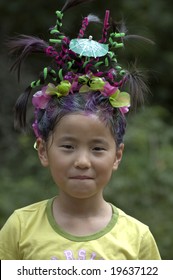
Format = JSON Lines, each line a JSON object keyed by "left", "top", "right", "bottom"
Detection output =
{"left": 70, "top": 176, "right": 93, "bottom": 180}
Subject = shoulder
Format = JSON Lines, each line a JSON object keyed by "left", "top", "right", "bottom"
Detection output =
{"left": 14, "top": 198, "right": 50, "bottom": 215}
{"left": 116, "top": 207, "right": 148, "bottom": 231}
{"left": 1, "top": 198, "right": 53, "bottom": 232}
{"left": 0, "top": 198, "right": 54, "bottom": 260}
{"left": 111, "top": 205, "right": 150, "bottom": 240}
{"left": 112, "top": 206, "right": 161, "bottom": 259}
{"left": 13, "top": 198, "right": 53, "bottom": 225}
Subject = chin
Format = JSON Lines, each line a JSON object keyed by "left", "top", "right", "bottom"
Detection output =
{"left": 66, "top": 189, "right": 98, "bottom": 200}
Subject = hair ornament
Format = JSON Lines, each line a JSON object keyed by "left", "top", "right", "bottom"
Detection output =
{"left": 8, "top": 0, "right": 150, "bottom": 137}
{"left": 69, "top": 35, "right": 109, "bottom": 58}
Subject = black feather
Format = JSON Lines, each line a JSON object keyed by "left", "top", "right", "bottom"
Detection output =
{"left": 110, "top": 18, "right": 127, "bottom": 34}
{"left": 124, "top": 34, "right": 154, "bottom": 45}
{"left": 7, "top": 35, "right": 49, "bottom": 81}
{"left": 61, "top": 0, "right": 94, "bottom": 13}
{"left": 111, "top": 19, "right": 154, "bottom": 45}
{"left": 124, "top": 66, "right": 150, "bottom": 109}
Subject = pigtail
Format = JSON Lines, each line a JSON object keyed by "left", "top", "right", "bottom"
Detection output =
{"left": 7, "top": 36, "right": 50, "bottom": 131}
{"left": 14, "top": 86, "right": 32, "bottom": 130}
{"left": 14, "top": 66, "right": 58, "bottom": 130}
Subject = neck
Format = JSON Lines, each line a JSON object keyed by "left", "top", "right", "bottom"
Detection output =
{"left": 54, "top": 192, "right": 108, "bottom": 218}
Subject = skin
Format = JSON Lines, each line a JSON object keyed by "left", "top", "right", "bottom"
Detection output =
{"left": 37, "top": 113, "right": 124, "bottom": 236}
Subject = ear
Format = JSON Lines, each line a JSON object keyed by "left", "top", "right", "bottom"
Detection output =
{"left": 113, "top": 143, "right": 124, "bottom": 171}
{"left": 36, "top": 138, "right": 49, "bottom": 167}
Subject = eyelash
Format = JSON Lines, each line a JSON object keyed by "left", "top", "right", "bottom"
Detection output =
{"left": 60, "top": 145, "right": 106, "bottom": 152}
{"left": 93, "top": 147, "right": 106, "bottom": 151}
{"left": 61, "top": 145, "right": 74, "bottom": 149}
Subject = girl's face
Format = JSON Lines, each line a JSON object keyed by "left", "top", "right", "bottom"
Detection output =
{"left": 37, "top": 113, "right": 124, "bottom": 200}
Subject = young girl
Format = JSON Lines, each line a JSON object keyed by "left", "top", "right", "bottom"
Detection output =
{"left": 0, "top": 0, "right": 161, "bottom": 260}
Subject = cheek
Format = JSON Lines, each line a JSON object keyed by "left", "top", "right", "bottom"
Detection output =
{"left": 94, "top": 157, "right": 116, "bottom": 175}
{"left": 49, "top": 164, "right": 66, "bottom": 186}
{"left": 48, "top": 153, "right": 72, "bottom": 175}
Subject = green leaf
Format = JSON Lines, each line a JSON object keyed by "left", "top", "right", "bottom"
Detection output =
{"left": 109, "top": 90, "right": 130, "bottom": 107}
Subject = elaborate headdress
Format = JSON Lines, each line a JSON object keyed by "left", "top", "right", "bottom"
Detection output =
{"left": 8, "top": 0, "right": 150, "bottom": 139}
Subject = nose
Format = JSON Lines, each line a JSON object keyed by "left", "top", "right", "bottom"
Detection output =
{"left": 74, "top": 150, "right": 91, "bottom": 169}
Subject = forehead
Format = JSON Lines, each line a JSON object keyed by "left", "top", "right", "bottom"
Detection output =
{"left": 53, "top": 113, "right": 115, "bottom": 143}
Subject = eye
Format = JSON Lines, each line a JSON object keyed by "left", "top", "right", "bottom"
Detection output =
{"left": 60, "top": 144, "right": 74, "bottom": 150}
{"left": 93, "top": 146, "right": 106, "bottom": 152}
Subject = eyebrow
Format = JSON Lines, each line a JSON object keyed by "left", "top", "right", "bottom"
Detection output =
{"left": 58, "top": 136, "right": 77, "bottom": 142}
{"left": 90, "top": 139, "right": 109, "bottom": 146}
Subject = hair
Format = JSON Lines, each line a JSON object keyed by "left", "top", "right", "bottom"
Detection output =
{"left": 34, "top": 91, "right": 126, "bottom": 146}
{"left": 9, "top": 0, "right": 152, "bottom": 148}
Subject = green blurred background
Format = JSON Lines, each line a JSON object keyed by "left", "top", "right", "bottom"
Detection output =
{"left": 0, "top": 0, "right": 173, "bottom": 259}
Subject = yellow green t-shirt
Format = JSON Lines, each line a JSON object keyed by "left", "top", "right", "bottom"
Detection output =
{"left": 0, "top": 198, "right": 161, "bottom": 260}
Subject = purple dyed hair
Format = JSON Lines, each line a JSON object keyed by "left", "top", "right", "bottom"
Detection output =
{"left": 35, "top": 91, "right": 126, "bottom": 146}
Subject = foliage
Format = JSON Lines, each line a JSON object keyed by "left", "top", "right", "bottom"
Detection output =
{"left": 105, "top": 106, "right": 173, "bottom": 259}
{"left": 0, "top": 0, "right": 173, "bottom": 259}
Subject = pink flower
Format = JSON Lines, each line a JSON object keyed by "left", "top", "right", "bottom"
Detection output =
{"left": 32, "top": 87, "right": 51, "bottom": 109}
{"left": 32, "top": 122, "right": 40, "bottom": 138}
{"left": 102, "top": 82, "right": 118, "bottom": 97}
{"left": 119, "top": 106, "right": 130, "bottom": 114}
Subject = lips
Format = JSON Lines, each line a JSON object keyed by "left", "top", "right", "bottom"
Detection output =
{"left": 70, "top": 176, "right": 93, "bottom": 180}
